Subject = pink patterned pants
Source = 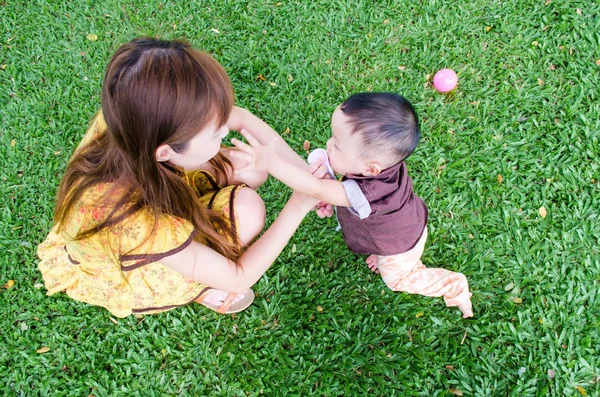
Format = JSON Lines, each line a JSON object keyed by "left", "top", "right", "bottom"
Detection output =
{"left": 376, "top": 228, "right": 473, "bottom": 318}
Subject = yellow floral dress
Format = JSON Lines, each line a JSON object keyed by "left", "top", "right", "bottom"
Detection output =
{"left": 37, "top": 114, "right": 243, "bottom": 317}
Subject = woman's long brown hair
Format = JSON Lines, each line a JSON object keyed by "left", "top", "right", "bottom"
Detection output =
{"left": 54, "top": 37, "right": 241, "bottom": 261}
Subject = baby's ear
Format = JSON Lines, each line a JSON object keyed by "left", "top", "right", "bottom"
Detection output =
{"left": 363, "top": 162, "right": 382, "bottom": 177}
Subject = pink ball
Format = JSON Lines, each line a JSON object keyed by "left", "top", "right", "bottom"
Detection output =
{"left": 433, "top": 68, "right": 458, "bottom": 92}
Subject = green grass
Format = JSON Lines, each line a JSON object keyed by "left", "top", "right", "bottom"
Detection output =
{"left": 1, "top": 0, "right": 599, "bottom": 395}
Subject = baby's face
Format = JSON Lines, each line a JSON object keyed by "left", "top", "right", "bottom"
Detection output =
{"left": 326, "top": 106, "right": 368, "bottom": 176}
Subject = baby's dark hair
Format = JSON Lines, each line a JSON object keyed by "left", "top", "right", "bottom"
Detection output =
{"left": 340, "top": 92, "right": 420, "bottom": 164}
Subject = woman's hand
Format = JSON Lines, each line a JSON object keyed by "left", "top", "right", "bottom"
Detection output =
{"left": 230, "top": 129, "right": 276, "bottom": 173}
{"left": 288, "top": 163, "right": 330, "bottom": 212}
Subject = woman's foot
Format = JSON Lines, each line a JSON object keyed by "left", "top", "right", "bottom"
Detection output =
{"left": 196, "top": 288, "right": 255, "bottom": 314}
{"left": 366, "top": 254, "right": 380, "bottom": 274}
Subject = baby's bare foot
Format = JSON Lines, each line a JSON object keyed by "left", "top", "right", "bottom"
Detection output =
{"left": 366, "top": 254, "right": 380, "bottom": 274}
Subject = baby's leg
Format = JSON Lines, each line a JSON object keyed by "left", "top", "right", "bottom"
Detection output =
{"left": 376, "top": 229, "right": 473, "bottom": 318}
{"left": 378, "top": 256, "right": 473, "bottom": 318}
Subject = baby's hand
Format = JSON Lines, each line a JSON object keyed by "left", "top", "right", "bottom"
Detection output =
{"left": 315, "top": 202, "right": 334, "bottom": 218}
{"left": 230, "top": 129, "right": 276, "bottom": 173}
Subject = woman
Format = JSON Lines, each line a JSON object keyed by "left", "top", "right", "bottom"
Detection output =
{"left": 38, "top": 37, "right": 329, "bottom": 317}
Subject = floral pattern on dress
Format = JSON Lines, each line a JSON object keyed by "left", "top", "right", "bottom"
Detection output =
{"left": 37, "top": 112, "right": 243, "bottom": 317}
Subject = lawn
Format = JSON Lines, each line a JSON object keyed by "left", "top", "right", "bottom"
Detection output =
{"left": 1, "top": 0, "right": 599, "bottom": 395}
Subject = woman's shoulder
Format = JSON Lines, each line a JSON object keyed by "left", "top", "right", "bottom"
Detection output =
{"left": 75, "top": 111, "right": 107, "bottom": 152}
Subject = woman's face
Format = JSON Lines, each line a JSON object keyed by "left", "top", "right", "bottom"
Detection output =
{"left": 159, "top": 120, "right": 229, "bottom": 171}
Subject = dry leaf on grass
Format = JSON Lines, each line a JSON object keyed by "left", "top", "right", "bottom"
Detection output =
{"left": 86, "top": 34, "right": 98, "bottom": 41}
{"left": 37, "top": 346, "right": 50, "bottom": 354}
{"left": 303, "top": 140, "right": 310, "bottom": 151}
{"left": 497, "top": 174, "right": 503, "bottom": 184}
{"left": 513, "top": 297, "right": 523, "bottom": 304}
{"left": 461, "top": 330, "right": 468, "bottom": 345}
{"left": 3, "top": 280, "right": 14, "bottom": 289}
{"left": 539, "top": 206, "right": 547, "bottom": 218}
{"left": 449, "top": 389, "right": 464, "bottom": 396}
{"left": 316, "top": 306, "right": 323, "bottom": 312}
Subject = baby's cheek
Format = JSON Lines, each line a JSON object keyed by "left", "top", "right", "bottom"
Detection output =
{"left": 329, "top": 157, "right": 339, "bottom": 174}
{"left": 326, "top": 153, "right": 334, "bottom": 167}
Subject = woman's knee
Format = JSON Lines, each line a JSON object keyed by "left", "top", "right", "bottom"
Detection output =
{"left": 235, "top": 187, "right": 266, "bottom": 245}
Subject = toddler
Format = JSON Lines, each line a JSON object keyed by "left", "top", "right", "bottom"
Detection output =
{"left": 232, "top": 92, "right": 473, "bottom": 317}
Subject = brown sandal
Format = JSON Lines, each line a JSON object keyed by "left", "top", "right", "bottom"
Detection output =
{"left": 195, "top": 289, "right": 255, "bottom": 314}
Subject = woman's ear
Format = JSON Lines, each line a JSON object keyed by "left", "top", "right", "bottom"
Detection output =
{"left": 155, "top": 144, "right": 173, "bottom": 162}
{"left": 363, "top": 162, "right": 382, "bottom": 177}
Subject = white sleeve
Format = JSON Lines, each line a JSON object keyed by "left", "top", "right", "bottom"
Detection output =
{"left": 341, "top": 179, "right": 371, "bottom": 219}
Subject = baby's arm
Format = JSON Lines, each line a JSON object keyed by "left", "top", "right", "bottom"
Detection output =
{"left": 231, "top": 129, "right": 352, "bottom": 207}
{"left": 270, "top": 155, "right": 351, "bottom": 207}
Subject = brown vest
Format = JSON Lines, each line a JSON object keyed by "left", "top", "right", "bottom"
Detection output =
{"left": 337, "top": 162, "right": 428, "bottom": 256}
